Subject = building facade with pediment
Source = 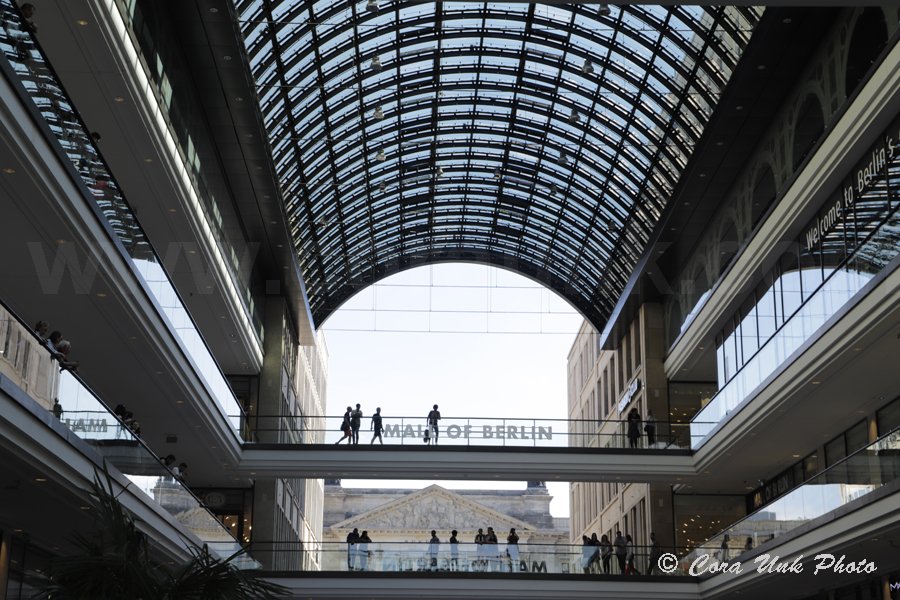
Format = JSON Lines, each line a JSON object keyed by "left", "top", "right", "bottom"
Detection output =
{"left": 322, "top": 481, "right": 569, "bottom": 572}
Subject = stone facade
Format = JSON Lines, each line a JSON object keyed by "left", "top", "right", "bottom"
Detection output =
{"left": 322, "top": 481, "right": 569, "bottom": 572}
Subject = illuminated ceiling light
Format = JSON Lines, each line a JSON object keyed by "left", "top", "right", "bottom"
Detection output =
{"left": 569, "top": 109, "right": 581, "bottom": 124}
{"left": 370, "top": 56, "right": 382, "bottom": 71}
{"left": 373, "top": 105, "right": 384, "bottom": 120}
{"left": 366, "top": 0, "right": 378, "bottom": 12}
{"left": 375, "top": 149, "right": 386, "bottom": 161}
{"left": 1, "top": 167, "right": 15, "bottom": 174}
{"left": 598, "top": 5, "right": 611, "bottom": 17}
{"left": 582, "top": 60, "right": 594, "bottom": 75}
{"left": 76, "top": 18, "right": 89, "bottom": 26}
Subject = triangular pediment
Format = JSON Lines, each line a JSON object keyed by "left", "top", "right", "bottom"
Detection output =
{"left": 331, "top": 485, "right": 533, "bottom": 532}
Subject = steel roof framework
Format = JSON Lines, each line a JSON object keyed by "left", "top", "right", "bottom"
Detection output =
{"left": 236, "top": 1, "right": 761, "bottom": 328}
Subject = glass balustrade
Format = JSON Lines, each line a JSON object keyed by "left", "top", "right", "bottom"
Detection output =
{"left": 239, "top": 413, "right": 710, "bottom": 449}
{"left": 0, "top": 0, "right": 243, "bottom": 437}
{"left": 680, "top": 427, "right": 900, "bottom": 573}
{"left": 691, "top": 203, "right": 899, "bottom": 446}
{"left": 245, "top": 540, "right": 693, "bottom": 576}
{"left": 0, "top": 297, "right": 249, "bottom": 565}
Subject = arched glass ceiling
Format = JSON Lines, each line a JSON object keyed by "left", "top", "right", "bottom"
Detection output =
{"left": 235, "top": 1, "right": 762, "bottom": 329}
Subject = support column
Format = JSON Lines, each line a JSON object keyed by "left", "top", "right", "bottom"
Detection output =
{"left": 0, "top": 530, "right": 10, "bottom": 600}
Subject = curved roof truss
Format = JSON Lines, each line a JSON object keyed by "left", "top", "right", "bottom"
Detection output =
{"left": 236, "top": 1, "right": 761, "bottom": 328}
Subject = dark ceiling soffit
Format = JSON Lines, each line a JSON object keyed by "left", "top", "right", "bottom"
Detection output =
{"left": 172, "top": 0, "right": 317, "bottom": 343}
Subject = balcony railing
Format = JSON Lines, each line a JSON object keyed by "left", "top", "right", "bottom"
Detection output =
{"left": 691, "top": 201, "right": 899, "bottom": 447}
{"left": 238, "top": 413, "right": 710, "bottom": 449}
{"left": 243, "top": 540, "right": 693, "bottom": 576}
{"left": 681, "top": 427, "right": 900, "bottom": 572}
{"left": 0, "top": 298, "right": 250, "bottom": 564}
{"left": 0, "top": 0, "right": 244, "bottom": 437}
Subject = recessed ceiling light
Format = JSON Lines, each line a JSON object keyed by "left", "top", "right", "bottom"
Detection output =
{"left": 209, "top": 7, "right": 219, "bottom": 13}
{"left": 735, "top": 105, "right": 744, "bottom": 111}
{"left": 223, "top": 55, "right": 232, "bottom": 61}
{"left": 812, "top": 381, "right": 821, "bottom": 385}
{"left": 235, "top": 97, "right": 243, "bottom": 102}
{"left": 95, "top": 292, "right": 107, "bottom": 298}
{"left": 76, "top": 19, "right": 89, "bottom": 26}
{"left": 34, "top": 477, "right": 47, "bottom": 482}
{"left": 792, "top": 454, "right": 800, "bottom": 458}
{"left": 757, "top": 65, "right": 766, "bottom": 70}
{"left": 80, "top": 506, "right": 91, "bottom": 510}
{"left": 144, "top": 158, "right": 154, "bottom": 163}
{"left": 113, "top": 96, "right": 125, "bottom": 103}
{"left": 2, "top": 167, "right": 15, "bottom": 174}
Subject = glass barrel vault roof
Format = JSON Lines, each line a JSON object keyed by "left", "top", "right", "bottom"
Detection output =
{"left": 236, "top": 1, "right": 762, "bottom": 329}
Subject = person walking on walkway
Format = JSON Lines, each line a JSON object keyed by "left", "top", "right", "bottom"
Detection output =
{"left": 370, "top": 407, "right": 384, "bottom": 444}
{"left": 427, "top": 404, "right": 441, "bottom": 445}
{"left": 350, "top": 403, "right": 363, "bottom": 445}
{"left": 336, "top": 406, "right": 352, "bottom": 444}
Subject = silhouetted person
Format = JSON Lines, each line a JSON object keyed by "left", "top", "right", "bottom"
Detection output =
{"left": 449, "top": 529, "right": 459, "bottom": 571}
{"left": 581, "top": 535, "right": 593, "bottom": 573}
{"left": 485, "top": 527, "right": 499, "bottom": 571}
{"left": 507, "top": 528, "right": 520, "bottom": 572}
{"left": 744, "top": 536, "right": 753, "bottom": 553}
{"left": 19, "top": 3, "right": 36, "bottom": 32}
{"left": 370, "top": 406, "right": 384, "bottom": 444}
{"left": 624, "top": 534, "right": 636, "bottom": 574}
{"left": 34, "top": 320, "right": 49, "bottom": 341}
{"left": 427, "top": 404, "right": 441, "bottom": 445}
{"left": 346, "top": 528, "right": 360, "bottom": 570}
{"left": 350, "top": 403, "right": 362, "bottom": 444}
{"left": 644, "top": 410, "right": 657, "bottom": 446}
{"left": 600, "top": 534, "right": 612, "bottom": 574}
{"left": 648, "top": 532, "right": 661, "bottom": 575}
{"left": 428, "top": 530, "right": 440, "bottom": 570}
{"left": 358, "top": 531, "right": 372, "bottom": 571}
{"left": 336, "top": 406, "right": 352, "bottom": 444}
{"left": 51, "top": 398, "right": 62, "bottom": 419}
{"left": 627, "top": 407, "right": 641, "bottom": 449}
{"left": 614, "top": 530, "right": 626, "bottom": 573}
